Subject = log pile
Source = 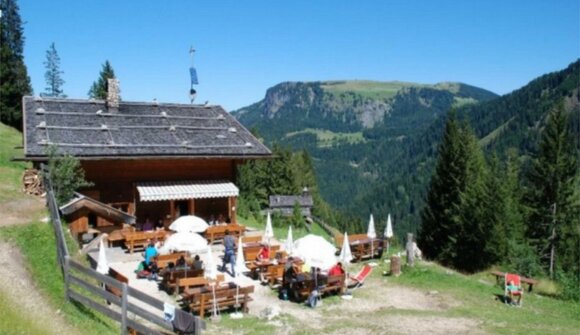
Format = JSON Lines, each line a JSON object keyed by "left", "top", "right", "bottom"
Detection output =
{"left": 22, "top": 168, "right": 45, "bottom": 196}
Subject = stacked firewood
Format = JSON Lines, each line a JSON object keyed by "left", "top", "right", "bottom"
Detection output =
{"left": 22, "top": 168, "right": 45, "bottom": 196}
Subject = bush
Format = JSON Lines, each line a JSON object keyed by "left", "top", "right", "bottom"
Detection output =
{"left": 504, "top": 240, "right": 544, "bottom": 278}
{"left": 556, "top": 270, "right": 580, "bottom": 302}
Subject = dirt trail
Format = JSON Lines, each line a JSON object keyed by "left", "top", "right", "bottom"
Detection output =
{"left": 0, "top": 194, "right": 81, "bottom": 334}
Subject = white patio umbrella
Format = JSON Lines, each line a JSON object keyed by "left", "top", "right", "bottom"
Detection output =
{"left": 338, "top": 232, "right": 353, "bottom": 265}
{"left": 293, "top": 234, "right": 337, "bottom": 271}
{"left": 262, "top": 212, "right": 274, "bottom": 245}
{"left": 158, "top": 232, "right": 208, "bottom": 254}
{"left": 204, "top": 245, "right": 219, "bottom": 319}
{"left": 338, "top": 232, "right": 353, "bottom": 299}
{"left": 285, "top": 226, "right": 295, "bottom": 255}
{"left": 96, "top": 238, "right": 109, "bottom": 275}
{"left": 384, "top": 214, "right": 394, "bottom": 255}
{"left": 169, "top": 215, "right": 209, "bottom": 233}
{"left": 231, "top": 237, "right": 249, "bottom": 319}
{"left": 367, "top": 214, "right": 377, "bottom": 265}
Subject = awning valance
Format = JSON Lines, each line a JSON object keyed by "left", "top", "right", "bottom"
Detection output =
{"left": 136, "top": 180, "right": 239, "bottom": 202}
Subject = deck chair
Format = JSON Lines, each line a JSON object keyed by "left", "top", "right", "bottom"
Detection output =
{"left": 348, "top": 264, "right": 373, "bottom": 290}
{"left": 504, "top": 273, "right": 523, "bottom": 306}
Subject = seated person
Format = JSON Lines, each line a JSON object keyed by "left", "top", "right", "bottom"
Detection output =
{"left": 192, "top": 254, "right": 204, "bottom": 271}
{"left": 135, "top": 260, "right": 151, "bottom": 279}
{"left": 217, "top": 214, "right": 225, "bottom": 224}
{"left": 175, "top": 255, "right": 187, "bottom": 269}
{"left": 256, "top": 245, "right": 270, "bottom": 261}
{"left": 208, "top": 215, "right": 216, "bottom": 226}
{"left": 328, "top": 262, "right": 345, "bottom": 276}
{"left": 159, "top": 262, "right": 175, "bottom": 277}
{"left": 507, "top": 280, "right": 523, "bottom": 305}
{"left": 148, "top": 260, "right": 159, "bottom": 281}
{"left": 155, "top": 218, "right": 164, "bottom": 230}
{"left": 142, "top": 217, "right": 154, "bottom": 231}
{"left": 144, "top": 240, "right": 158, "bottom": 265}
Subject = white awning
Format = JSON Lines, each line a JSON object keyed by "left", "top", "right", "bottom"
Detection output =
{"left": 136, "top": 180, "right": 239, "bottom": 202}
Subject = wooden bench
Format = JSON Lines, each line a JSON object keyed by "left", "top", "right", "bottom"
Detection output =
{"left": 176, "top": 277, "right": 209, "bottom": 296}
{"left": 123, "top": 230, "right": 167, "bottom": 254}
{"left": 490, "top": 271, "right": 538, "bottom": 292}
{"left": 161, "top": 269, "right": 204, "bottom": 294}
{"left": 156, "top": 252, "right": 189, "bottom": 269}
{"left": 288, "top": 273, "right": 346, "bottom": 302}
{"left": 106, "top": 268, "right": 129, "bottom": 297}
{"left": 190, "top": 284, "right": 254, "bottom": 318}
{"left": 264, "top": 264, "right": 285, "bottom": 287}
{"left": 204, "top": 224, "right": 245, "bottom": 244}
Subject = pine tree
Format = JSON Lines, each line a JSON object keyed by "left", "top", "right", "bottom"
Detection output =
{"left": 524, "top": 102, "right": 578, "bottom": 278}
{"left": 88, "top": 60, "right": 116, "bottom": 99}
{"left": 418, "top": 111, "right": 465, "bottom": 261}
{"left": 0, "top": 0, "right": 32, "bottom": 130}
{"left": 43, "top": 42, "right": 65, "bottom": 97}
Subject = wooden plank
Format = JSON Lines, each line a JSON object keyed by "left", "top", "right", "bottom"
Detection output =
{"left": 121, "top": 284, "right": 128, "bottom": 335}
{"left": 67, "top": 259, "right": 124, "bottom": 289}
{"left": 125, "top": 300, "right": 170, "bottom": 331}
{"left": 68, "top": 290, "right": 122, "bottom": 322}
{"left": 68, "top": 274, "right": 122, "bottom": 306}
{"left": 127, "top": 286, "right": 165, "bottom": 310}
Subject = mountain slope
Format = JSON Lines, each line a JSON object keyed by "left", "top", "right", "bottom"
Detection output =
{"left": 233, "top": 80, "right": 498, "bottom": 211}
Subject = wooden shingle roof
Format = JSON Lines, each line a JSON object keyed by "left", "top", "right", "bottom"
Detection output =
{"left": 23, "top": 96, "right": 271, "bottom": 159}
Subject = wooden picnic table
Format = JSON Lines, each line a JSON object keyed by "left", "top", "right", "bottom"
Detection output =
{"left": 181, "top": 282, "right": 254, "bottom": 318}
{"left": 490, "top": 271, "right": 538, "bottom": 292}
{"left": 250, "top": 257, "right": 303, "bottom": 279}
{"left": 349, "top": 238, "right": 384, "bottom": 261}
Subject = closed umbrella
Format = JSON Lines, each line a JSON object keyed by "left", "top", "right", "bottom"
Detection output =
{"left": 204, "top": 245, "right": 219, "bottom": 319}
{"left": 158, "top": 232, "right": 208, "bottom": 254}
{"left": 231, "top": 237, "right": 249, "bottom": 319}
{"left": 293, "top": 234, "right": 337, "bottom": 270}
{"left": 169, "top": 215, "right": 209, "bottom": 233}
{"left": 338, "top": 232, "right": 353, "bottom": 299}
{"left": 367, "top": 214, "right": 377, "bottom": 265}
{"left": 96, "top": 238, "right": 109, "bottom": 275}
{"left": 262, "top": 212, "right": 274, "bottom": 244}
{"left": 384, "top": 214, "right": 393, "bottom": 255}
{"left": 285, "top": 226, "right": 294, "bottom": 255}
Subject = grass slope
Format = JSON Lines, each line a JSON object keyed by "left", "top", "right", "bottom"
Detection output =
{"left": 0, "top": 123, "right": 117, "bottom": 335}
{"left": 285, "top": 128, "right": 366, "bottom": 147}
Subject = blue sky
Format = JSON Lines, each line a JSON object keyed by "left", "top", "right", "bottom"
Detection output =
{"left": 19, "top": 0, "right": 580, "bottom": 111}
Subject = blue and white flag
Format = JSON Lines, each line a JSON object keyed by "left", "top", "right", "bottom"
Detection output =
{"left": 190, "top": 67, "right": 198, "bottom": 85}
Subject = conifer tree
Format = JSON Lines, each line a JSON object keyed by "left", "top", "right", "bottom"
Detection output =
{"left": 524, "top": 102, "right": 578, "bottom": 278}
{"left": 0, "top": 0, "right": 32, "bottom": 130}
{"left": 43, "top": 42, "right": 65, "bottom": 97}
{"left": 88, "top": 60, "right": 116, "bottom": 99}
{"left": 418, "top": 111, "right": 465, "bottom": 261}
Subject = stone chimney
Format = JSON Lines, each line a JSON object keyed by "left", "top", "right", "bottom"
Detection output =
{"left": 107, "top": 78, "right": 120, "bottom": 112}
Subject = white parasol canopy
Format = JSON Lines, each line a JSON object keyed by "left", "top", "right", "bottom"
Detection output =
{"left": 338, "top": 232, "right": 353, "bottom": 265}
{"left": 293, "top": 234, "right": 337, "bottom": 270}
{"left": 96, "top": 238, "right": 109, "bottom": 275}
{"left": 285, "top": 226, "right": 294, "bottom": 254}
{"left": 262, "top": 212, "right": 274, "bottom": 244}
{"left": 169, "top": 215, "right": 209, "bottom": 233}
{"left": 204, "top": 245, "right": 218, "bottom": 281}
{"left": 234, "top": 236, "right": 249, "bottom": 275}
{"left": 158, "top": 232, "right": 208, "bottom": 254}
{"left": 367, "top": 214, "right": 377, "bottom": 239}
{"left": 384, "top": 214, "right": 393, "bottom": 238}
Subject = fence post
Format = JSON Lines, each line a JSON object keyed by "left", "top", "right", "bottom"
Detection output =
{"left": 121, "top": 283, "right": 128, "bottom": 335}
{"left": 406, "top": 233, "right": 415, "bottom": 266}
{"left": 63, "top": 255, "right": 70, "bottom": 302}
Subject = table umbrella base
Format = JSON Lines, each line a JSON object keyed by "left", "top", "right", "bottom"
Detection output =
{"left": 341, "top": 294, "right": 353, "bottom": 300}
{"left": 369, "top": 262, "right": 378, "bottom": 267}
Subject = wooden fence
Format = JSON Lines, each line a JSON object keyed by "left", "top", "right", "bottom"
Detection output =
{"left": 40, "top": 163, "right": 204, "bottom": 335}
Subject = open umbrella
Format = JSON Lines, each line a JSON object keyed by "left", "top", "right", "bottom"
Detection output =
{"left": 293, "top": 234, "right": 337, "bottom": 270}
{"left": 384, "top": 214, "right": 393, "bottom": 255}
{"left": 96, "top": 238, "right": 109, "bottom": 275}
{"left": 169, "top": 215, "right": 209, "bottom": 233}
{"left": 231, "top": 237, "right": 249, "bottom": 319}
{"left": 158, "top": 232, "right": 208, "bottom": 254}
{"left": 285, "top": 226, "right": 294, "bottom": 255}
{"left": 367, "top": 214, "right": 377, "bottom": 265}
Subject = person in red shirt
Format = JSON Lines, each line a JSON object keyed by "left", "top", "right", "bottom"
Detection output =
{"left": 328, "top": 262, "right": 345, "bottom": 276}
{"left": 256, "top": 245, "right": 270, "bottom": 261}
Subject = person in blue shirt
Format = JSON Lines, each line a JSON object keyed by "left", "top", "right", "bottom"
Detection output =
{"left": 144, "top": 240, "right": 158, "bottom": 265}
{"left": 221, "top": 230, "right": 236, "bottom": 276}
